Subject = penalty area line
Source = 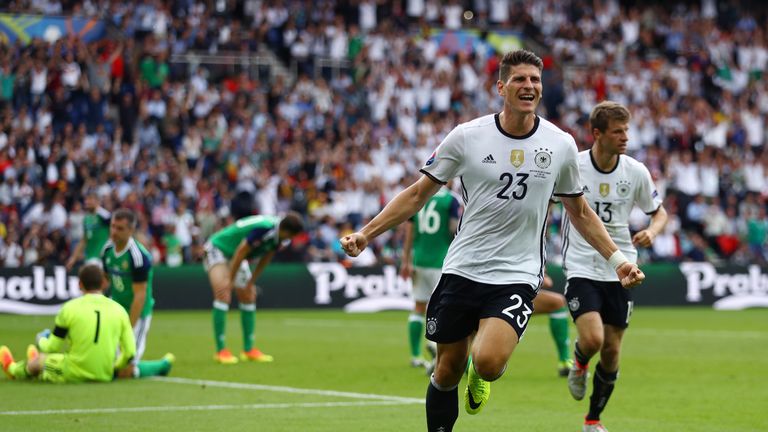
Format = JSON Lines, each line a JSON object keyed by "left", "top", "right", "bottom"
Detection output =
{"left": 153, "top": 376, "right": 424, "bottom": 403}
{"left": 0, "top": 400, "right": 420, "bottom": 416}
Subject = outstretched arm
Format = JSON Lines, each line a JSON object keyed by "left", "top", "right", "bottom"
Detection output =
{"left": 342, "top": 175, "right": 442, "bottom": 257}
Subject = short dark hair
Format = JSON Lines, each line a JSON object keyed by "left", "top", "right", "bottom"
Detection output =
{"left": 590, "top": 101, "right": 631, "bottom": 132}
{"left": 78, "top": 264, "right": 105, "bottom": 291}
{"left": 112, "top": 208, "right": 137, "bottom": 229}
{"left": 279, "top": 211, "right": 304, "bottom": 235}
{"left": 499, "top": 49, "right": 544, "bottom": 82}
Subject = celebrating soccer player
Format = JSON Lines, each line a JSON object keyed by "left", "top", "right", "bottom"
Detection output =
{"left": 340, "top": 49, "right": 644, "bottom": 432}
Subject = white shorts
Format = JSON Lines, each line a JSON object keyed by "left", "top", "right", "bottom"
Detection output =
{"left": 203, "top": 241, "right": 252, "bottom": 290}
{"left": 132, "top": 315, "right": 152, "bottom": 364}
{"left": 412, "top": 266, "right": 442, "bottom": 303}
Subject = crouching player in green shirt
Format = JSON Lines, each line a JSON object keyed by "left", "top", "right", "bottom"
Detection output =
{"left": 102, "top": 208, "right": 173, "bottom": 378}
{"left": 204, "top": 212, "right": 304, "bottom": 364}
{"left": 1, "top": 264, "right": 136, "bottom": 382}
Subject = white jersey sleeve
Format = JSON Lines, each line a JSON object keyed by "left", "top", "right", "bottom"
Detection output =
{"left": 634, "top": 163, "right": 662, "bottom": 214}
{"left": 553, "top": 135, "right": 583, "bottom": 197}
{"left": 420, "top": 125, "right": 465, "bottom": 184}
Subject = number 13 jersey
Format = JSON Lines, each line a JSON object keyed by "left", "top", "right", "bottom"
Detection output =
{"left": 420, "top": 114, "right": 582, "bottom": 290}
{"left": 561, "top": 150, "right": 662, "bottom": 282}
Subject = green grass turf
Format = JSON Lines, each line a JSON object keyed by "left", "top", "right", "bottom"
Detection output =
{"left": 1, "top": 307, "right": 766, "bottom": 431}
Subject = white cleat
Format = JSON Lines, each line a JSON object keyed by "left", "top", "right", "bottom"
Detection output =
{"left": 583, "top": 422, "right": 609, "bottom": 432}
{"left": 568, "top": 365, "right": 589, "bottom": 400}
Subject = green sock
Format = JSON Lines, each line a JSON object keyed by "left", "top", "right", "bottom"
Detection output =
{"left": 213, "top": 301, "right": 228, "bottom": 351}
{"left": 137, "top": 358, "right": 171, "bottom": 377}
{"left": 549, "top": 307, "right": 572, "bottom": 362}
{"left": 9, "top": 361, "right": 29, "bottom": 379}
{"left": 408, "top": 314, "right": 424, "bottom": 358}
{"left": 240, "top": 303, "right": 256, "bottom": 352}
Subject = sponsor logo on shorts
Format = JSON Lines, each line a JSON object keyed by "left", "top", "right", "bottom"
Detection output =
{"left": 568, "top": 297, "right": 580, "bottom": 312}
{"left": 426, "top": 317, "right": 438, "bottom": 335}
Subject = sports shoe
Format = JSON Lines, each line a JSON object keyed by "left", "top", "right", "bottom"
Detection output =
{"left": 240, "top": 348, "right": 273, "bottom": 363}
{"left": 568, "top": 364, "right": 589, "bottom": 400}
{"left": 583, "top": 421, "right": 609, "bottom": 432}
{"left": 159, "top": 353, "right": 175, "bottom": 376}
{"left": 26, "top": 344, "right": 40, "bottom": 363}
{"left": 214, "top": 348, "right": 239, "bottom": 364}
{"left": 410, "top": 358, "right": 430, "bottom": 368}
{"left": 558, "top": 359, "right": 574, "bottom": 377}
{"left": 0, "top": 345, "right": 14, "bottom": 379}
{"left": 464, "top": 358, "right": 490, "bottom": 415}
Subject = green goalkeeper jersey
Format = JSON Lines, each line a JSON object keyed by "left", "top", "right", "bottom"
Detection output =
{"left": 102, "top": 238, "right": 155, "bottom": 318}
{"left": 410, "top": 188, "right": 460, "bottom": 269}
{"left": 83, "top": 207, "right": 111, "bottom": 260}
{"left": 210, "top": 215, "right": 282, "bottom": 259}
{"left": 38, "top": 293, "right": 136, "bottom": 382}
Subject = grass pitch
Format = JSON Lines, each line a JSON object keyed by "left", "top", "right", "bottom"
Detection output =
{"left": 1, "top": 307, "right": 766, "bottom": 431}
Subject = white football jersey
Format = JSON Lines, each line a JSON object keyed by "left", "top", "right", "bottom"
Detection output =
{"left": 421, "top": 114, "right": 582, "bottom": 290}
{"left": 561, "top": 150, "right": 662, "bottom": 281}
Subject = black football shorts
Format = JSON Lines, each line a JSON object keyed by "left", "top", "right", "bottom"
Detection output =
{"left": 425, "top": 273, "right": 536, "bottom": 343}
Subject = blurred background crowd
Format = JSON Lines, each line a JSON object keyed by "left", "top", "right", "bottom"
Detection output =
{"left": 1, "top": 0, "right": 767, "bottom": 269}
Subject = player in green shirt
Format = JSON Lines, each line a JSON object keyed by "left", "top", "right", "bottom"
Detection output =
{"left": 1, "top": 264, "right": 136, "bottom": 383}
{"left": 400, "top": 186, "right": 460, "bottom": 372}
{"left": 204, "top": 212, "right": 304, "bottom": 364}
{"left": 66, "top": 192, "right": 111, "bottom": 271}
{"left": 101, "top": 208, "right": 172, "bottom": 378}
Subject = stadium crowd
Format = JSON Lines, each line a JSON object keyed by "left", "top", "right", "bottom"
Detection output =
{"left": 1, "top": 0, "right": 767, "bottom": 268}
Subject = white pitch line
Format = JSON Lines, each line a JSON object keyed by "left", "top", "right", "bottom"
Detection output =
{"left": 0, "top": 400, "right": 419, "bottom": 416}
{"left": 153, "top": 376, "right": 424, "bottom": 404}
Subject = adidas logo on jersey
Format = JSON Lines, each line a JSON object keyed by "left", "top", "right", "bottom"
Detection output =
{"left": 582, "top": 185, "right": 590, "bottom": 193}
{"left": 482, "top": 154, "right": 496, "bottom": 164}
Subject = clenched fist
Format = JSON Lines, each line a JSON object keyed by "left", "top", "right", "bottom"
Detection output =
{"left": 340, "top": 232, "right": 369, "bottom": 257}
{"left": 616, "top": 262, "right": 645, "bottom": 288}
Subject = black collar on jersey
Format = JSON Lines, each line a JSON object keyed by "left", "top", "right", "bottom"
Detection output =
{"left": 495, "top": 113, "right": 539, "bottom": 140}
{"left": 589, "top": 148, "right": 620, "bottom": 174}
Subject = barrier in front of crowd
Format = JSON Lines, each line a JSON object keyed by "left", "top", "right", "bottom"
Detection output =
{"left": 1, "top": 262, "right": 766, "bottom": 315}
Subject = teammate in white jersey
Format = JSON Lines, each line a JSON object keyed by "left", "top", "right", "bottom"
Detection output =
{"left": 562, "top": 101, "right": 667, "bottom": 432}
{"left": 340, "top": 50, "right": 644, "bottom": 432}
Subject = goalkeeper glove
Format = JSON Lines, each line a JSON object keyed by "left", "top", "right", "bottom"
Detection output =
{"left": 36, "top": 328, "right": 51, "bottom": 347}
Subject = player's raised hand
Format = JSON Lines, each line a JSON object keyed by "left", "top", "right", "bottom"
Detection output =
{"left": 616, "top": 262, "right": 644, "bottom": 288}
{"left": 631, "top": 229, "right": 656, "bottom": 248}
{"left": 340, "top": 232, "right": 368, "bottom": 257}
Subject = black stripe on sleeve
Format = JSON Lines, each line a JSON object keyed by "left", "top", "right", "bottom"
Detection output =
{"left": 553, "top": 191, "right": 584, "bottom": 198}
{"left": 645, "top": 205, "right": 662, "bottom": 216}
{"left": 419, "top": 169, "right": 447, "bottom": 185}
{"left": 53, "top": 326, "right": 68, "bottom": 338}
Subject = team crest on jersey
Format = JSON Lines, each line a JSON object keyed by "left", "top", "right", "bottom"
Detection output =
{"left": 426, "top": 317, "right": 438, "bottom": 335}
{"left": 122, "top": 261, "right": 129, "bottom": 270}
{"left": 617, "top": 180, "right": 631, "bottom": 197}
{"left": 510, "top": 150, "right": 525, "bottom": 168}
{"left": 599, "top": 183, "right": 610, "bottom": 197}
{"left": 568, "top": 297, "right": 580, "bottom": 311}
{"left": 425, "top": 151, "right": 436, "bottom": 166}
{"left": 534, "top": 148, "right": 552, "bottom": 168}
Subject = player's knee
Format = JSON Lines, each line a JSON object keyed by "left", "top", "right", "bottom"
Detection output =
{"left": 472, "top": 354, "right": 507, "bottom": 381}
{"left": 579, "top": 333, "right": 604, "bottom": 353}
